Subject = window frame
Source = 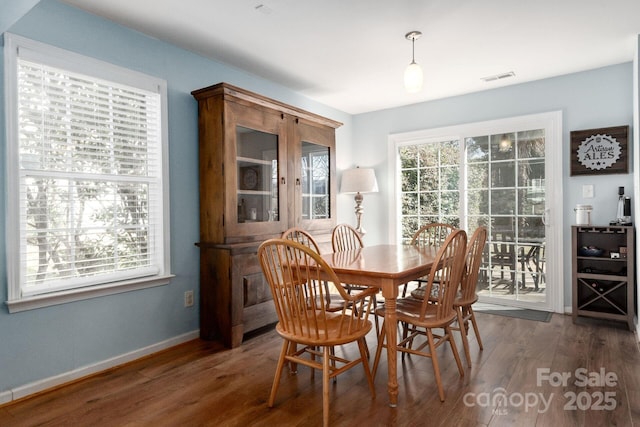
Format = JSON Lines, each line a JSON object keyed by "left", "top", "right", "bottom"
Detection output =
{"left": 4, "top": 33, "right": 172, "bottom": 313}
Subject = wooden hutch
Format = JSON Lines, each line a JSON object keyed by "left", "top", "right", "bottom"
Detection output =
{"left": 191, "top": 83, "right": 341, "bottom": 347}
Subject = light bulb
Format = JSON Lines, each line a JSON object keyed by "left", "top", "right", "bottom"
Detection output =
{"left": 404, "top": 61, "right": 423, "bottom": 93}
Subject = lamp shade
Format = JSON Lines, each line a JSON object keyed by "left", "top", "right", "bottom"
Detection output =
{"left": 404, "top": 62, "right": 423, "bottom": 93}
{"left": 340, "top": 167, "right": 379, "bottom": 194}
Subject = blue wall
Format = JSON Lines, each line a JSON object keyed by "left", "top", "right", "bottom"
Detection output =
{"left": 0, "top": 0, "right": 635, "bottom": 399}
{"left": 0, "top": 0, "right": 39, "bottom": 33}
{"left": 0, "top": 0, "right": 351, "bottom": 397}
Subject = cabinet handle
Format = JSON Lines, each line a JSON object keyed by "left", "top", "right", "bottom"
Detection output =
{"left": 281, "top": 177, "right": 286, "bottom": 185}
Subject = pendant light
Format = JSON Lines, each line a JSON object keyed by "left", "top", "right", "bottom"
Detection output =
{"left": 404, "top": 30, "right": 423, "bottom": 93}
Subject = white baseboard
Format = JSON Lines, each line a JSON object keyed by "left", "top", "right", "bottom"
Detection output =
{"left": 6, "top": 330, "right": 199, "bottom": 403}
{"left": 0, "top": 390, "right": 12, "bottom": 405}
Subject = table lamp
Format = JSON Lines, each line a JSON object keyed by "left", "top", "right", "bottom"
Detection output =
{"left": 340, "top": 167, "right": 378, "bottom": 235}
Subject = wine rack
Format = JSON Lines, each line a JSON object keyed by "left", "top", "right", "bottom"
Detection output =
{"left": 572, "top": 225, "right": 635, "bottom": 331}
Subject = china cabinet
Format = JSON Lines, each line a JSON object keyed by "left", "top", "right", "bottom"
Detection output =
{"left": 192, "top": 83, "right": 341, "bottom": 347}
{"left": 571, "top": 225, "right": 635, "bottom": 330}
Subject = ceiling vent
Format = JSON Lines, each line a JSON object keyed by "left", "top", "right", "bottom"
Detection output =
{"left": 254, "top": 4, "right": 273, "bottom": 14}
{"left": 481, "top": 71, "right": 515, "bottom": 82}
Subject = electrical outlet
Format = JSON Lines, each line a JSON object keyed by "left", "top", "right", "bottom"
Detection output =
{"left": 582, "top": 184, "right": 594, "bottom": 198}
{"left": 184, "top": 290, "right": 194, "bottom": 307}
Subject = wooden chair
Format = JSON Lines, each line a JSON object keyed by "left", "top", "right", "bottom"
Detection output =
{"left": 453, "top": 226, "right": 487, "bottom": 367}
{"left": 282, "top": 227, "right": 345, "bottom": 312}
{"left": 331, "top": 223, "right": 364, "bottom": 252}
{"left": 282, "top": 227, "right": 321, "bottom": 253}
{"left": 258, "top": 238, "right": 377, "bottom": 427}
{"left": 331, "top": 223, "right": 379, "bottom": 333}
{"left": 372, "top": 229, "right": 467, "bottom": 402}
{"left": 282, "top": 227, "right": 339, "bottom": 374}
{"left": 404, "top": 223, "right": 455, "bottom": 297}
{"left": 409, "top": 226, "right": 488, "bottom": 367}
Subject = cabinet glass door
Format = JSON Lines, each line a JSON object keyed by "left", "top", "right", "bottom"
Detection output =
{"left": 295, "top": 121, "right": 336, "bottom": 231}
{"left": 301, "top": 141, "right": 329, "bottom": 221}
{"left": 227, "top": 101, "right": 287, "bottom": 238}
{"left": 236, "top": 126, "right": 279, "bottom": 224}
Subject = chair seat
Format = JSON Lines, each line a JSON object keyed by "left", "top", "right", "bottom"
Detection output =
{"left": 375, "top": 298, "right": 457, "bottom": 329}
{"left": 410, "top": 283, "right": 439, "bottom": 300}
{"left": 276, "top": 312, "right": 372, "bottom": 347}
{"left": 307, "top": 294, "right": 350, "bottom": 312}
{"left": 454, "top": 293, "right": 478, "bottom": 308}
{"left": 411, "top": 288, "right": 480, "bottom": 314}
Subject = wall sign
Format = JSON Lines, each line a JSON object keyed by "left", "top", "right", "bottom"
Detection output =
{"left": 570, "top": 125, "right": 629, "bottom": 176}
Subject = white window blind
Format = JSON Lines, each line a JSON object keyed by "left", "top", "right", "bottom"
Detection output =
{"left": 5, "top": 34, "right": 170, "bottom": 305}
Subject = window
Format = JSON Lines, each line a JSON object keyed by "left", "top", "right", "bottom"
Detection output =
{"left": 4, "top": 34, "right": 171, "bottom": 312}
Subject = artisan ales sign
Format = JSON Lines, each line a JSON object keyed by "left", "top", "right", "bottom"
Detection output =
{"left": 570, "top": 126, "right": 629, "bottom": 176}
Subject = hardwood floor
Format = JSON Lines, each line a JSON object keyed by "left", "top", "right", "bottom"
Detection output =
{"left": 1, "top": 312, "right": 638, "bottom": 426}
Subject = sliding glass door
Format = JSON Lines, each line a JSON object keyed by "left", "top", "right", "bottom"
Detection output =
{"left": 392, "top": 112, "right": 562, "bottom": 311}
{"left": 466, "top": 130, "right": 546, "bottom": 305}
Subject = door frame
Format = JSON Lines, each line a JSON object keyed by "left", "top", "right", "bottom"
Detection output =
{"left": 388, "top": 111, "right": 564, "bottom": 313}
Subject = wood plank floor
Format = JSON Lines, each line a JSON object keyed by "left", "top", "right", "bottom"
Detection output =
{"left": 1, "top": 312, "right": 638, "bottom": 426}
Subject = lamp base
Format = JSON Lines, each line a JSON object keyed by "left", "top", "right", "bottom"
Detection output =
{"left": 354, "top": 192, "right": 365, "bottom": 236}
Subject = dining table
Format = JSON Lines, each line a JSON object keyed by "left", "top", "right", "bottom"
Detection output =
{"left": 320, "top": 243, "right": 439, "bottom": 407}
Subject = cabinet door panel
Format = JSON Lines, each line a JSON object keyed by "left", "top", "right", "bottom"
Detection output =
{"left": 293, "top": 119, "right": 336, "bottom": 232}
{"left": 243, "top": 272, "right": 271, "bottom": 307}
{"left": 226, "top": 101, "right": 288, "bottom": 239}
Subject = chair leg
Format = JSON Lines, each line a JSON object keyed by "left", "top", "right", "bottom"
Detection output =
{"left": 269, "top": 340, "right": 289, "bottom": 407}
{"left": 322, "top": 346, "right": 330, "bottom": 427}
{"left": 287, "top": 341, "right": 298, "bottom": 374}
{"left": 401, "top": 322, "right": 408, "bottom": 361}
{"left": 372, "top": 319, "right": 386, "bottom": 379}
{"left": 402, "top": 322, "right": 419, "bottom": 361}
{"left": 468, "top": 306, "right": 483, "bottom": 350}
{"left": 372, "top": 296, "right": 380, "bottom": 338}
{"left": 446, "top": 325, "right": 465, "bottom": 378}
{"left": 358, "top": 337, "right": 376, "bottom": 399}
{"left": 457, "top": 307, "right": 472, "bottom": 368}
{"left": 330, "top": 346, "right": 337, "bottom": 383}
{"left": 426, "top": 328, "right": 445, "bottom": 402}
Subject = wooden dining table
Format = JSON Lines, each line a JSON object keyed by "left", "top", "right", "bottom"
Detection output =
{"left": 320, "top": 244, "right": 439, "bottom": 407}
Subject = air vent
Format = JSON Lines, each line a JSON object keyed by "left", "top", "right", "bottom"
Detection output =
{"left": 254, "top": 4, "right": 273, "bottom": 14}
{"left": 481, "top": 71, "right": 515, "bottom": 82}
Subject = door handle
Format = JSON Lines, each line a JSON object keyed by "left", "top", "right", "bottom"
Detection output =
{"left": 543, "top": 208, "right": 550, "bottom": 226}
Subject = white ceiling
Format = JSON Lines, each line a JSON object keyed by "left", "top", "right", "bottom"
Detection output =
{"left": 60, "top": 0, "right": 640, "bottom": 115}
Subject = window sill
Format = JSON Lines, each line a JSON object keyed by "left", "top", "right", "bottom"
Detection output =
{"left": 5, "top": 275, "right": 175, "bottom": 313}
